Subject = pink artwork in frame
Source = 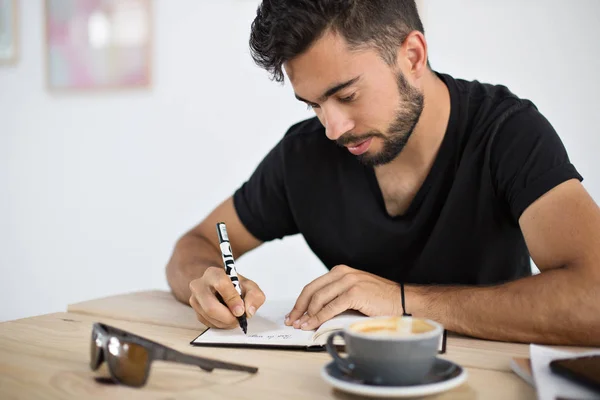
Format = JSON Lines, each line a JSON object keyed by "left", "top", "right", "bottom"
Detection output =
{"left": 45, "top": 0, "right": 152, "bottom": 91}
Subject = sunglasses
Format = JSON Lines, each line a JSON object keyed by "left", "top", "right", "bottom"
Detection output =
{"left": 90, "top": 322, "right": 258, "bottom": 387}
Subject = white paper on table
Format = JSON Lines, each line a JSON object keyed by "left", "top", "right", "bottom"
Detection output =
{"left": 530, "top": 344, "right": 600, "bottom": 400}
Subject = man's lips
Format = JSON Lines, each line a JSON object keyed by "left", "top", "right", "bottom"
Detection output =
{"left": 346, "top": 137, "right": 373, "bottom": 156}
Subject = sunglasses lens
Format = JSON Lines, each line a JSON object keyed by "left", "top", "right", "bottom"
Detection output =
{"left": 106, "top": 337, "right": 150, "bottom": 387}
{"left": 89, "top": 330, "right": 104, "bottom": 370}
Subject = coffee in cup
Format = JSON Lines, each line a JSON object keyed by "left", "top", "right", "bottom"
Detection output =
{"left": 350, "top": 317, "right": 436, "bottom": 336}
{"left": 326, "top": 316, "right": 443, "bottom": 385}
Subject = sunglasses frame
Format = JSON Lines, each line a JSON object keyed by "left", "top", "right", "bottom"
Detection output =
{"left": 90, "top": 322, "right": 258, "bottom": 387}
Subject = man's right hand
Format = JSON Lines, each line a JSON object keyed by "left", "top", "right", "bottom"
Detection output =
{"left": 189, "top": 266, "right": 266, "bottom": 329}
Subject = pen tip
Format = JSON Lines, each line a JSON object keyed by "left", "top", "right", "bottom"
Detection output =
{"left": 238, "top": 315, "right": 248, "bottom": 334}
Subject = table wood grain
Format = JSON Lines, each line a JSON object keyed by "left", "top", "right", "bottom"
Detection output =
{"left": 0, "top": 311, "right": 535, "bottom": 399}
{"left": 68, "top": 290, "right": 536, "bottom": 372}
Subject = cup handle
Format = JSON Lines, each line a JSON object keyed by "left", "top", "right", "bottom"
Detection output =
{"left": 325, "top": 331, "right": 355, "bottom": 376}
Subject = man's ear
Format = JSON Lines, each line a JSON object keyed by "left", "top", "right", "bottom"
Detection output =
{"left": 396, "top": 30, "right": 428, "bottom": 79}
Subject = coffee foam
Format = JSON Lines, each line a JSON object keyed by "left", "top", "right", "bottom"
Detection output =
{"left": 350, "top": 317, "right": 434, "bottom": 337}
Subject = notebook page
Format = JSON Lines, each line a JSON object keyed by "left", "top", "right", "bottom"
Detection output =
{"left": 192, "top": 299, "right": 315, "bottom": 347}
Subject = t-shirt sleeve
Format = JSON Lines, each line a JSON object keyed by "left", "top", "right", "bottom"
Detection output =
{"left": 232, "top": 136, "right": 299, "bottom": 242}
{"left": 490, "top": 103, "right": 583, "bottom": 221}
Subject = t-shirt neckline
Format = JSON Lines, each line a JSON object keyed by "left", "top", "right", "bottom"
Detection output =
{"left": 362, "top": 72, "right": 460, "bottom": 220}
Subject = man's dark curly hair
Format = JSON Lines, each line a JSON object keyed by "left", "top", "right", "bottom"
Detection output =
{"left": 249, "top": 0, "right": 426, "bottom": 82}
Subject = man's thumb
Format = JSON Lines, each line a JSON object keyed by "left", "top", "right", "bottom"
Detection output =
{"left": 243, "top": 285, "right": 266, "bottom": 318}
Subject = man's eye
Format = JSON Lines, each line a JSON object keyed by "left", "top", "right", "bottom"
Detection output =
{"left": 339, "top": 93, "right": 356, "bottom": 103}
{"left": 306, "top": 103, "right": 320, "bottom": 110}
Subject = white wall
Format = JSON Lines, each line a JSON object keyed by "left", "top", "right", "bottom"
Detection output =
{"left": 1, "top": 0, "right": 598, "bottom": 321}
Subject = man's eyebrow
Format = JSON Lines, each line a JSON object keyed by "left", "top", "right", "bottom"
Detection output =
{"left": 294, "top": 76, "right": 361, "bottom": 104}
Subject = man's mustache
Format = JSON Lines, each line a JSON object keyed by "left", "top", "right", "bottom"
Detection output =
{"left": 336, "top": 131, "right": 385, "bottom": 147}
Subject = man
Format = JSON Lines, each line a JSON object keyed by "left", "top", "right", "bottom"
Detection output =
{"left": 166, "top": 0, "right": 600, "bottom": 345}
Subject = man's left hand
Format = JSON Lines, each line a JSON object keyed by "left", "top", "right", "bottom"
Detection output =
{"left": 284, "top": 264, "right": 403, "bottom": 330}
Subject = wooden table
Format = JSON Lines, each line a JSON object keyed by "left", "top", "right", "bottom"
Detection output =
{"left": 0, "top": 290, "right": 586, "bottom": 399}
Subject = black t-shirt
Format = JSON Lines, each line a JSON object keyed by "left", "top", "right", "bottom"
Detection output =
{"left": 233, "top": 73, "right": 583, "bottom": 285}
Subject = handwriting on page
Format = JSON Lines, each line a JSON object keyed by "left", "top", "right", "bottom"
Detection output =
{"left": 192, "top": 300, "right": 316, "bottom": 346}
{"left": 247, "top": 333, "right": 293, "bottom": 340}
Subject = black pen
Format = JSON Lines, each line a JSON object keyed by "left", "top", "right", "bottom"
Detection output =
{"left": 216, "top": 222, "right": 248, "bottom": 334}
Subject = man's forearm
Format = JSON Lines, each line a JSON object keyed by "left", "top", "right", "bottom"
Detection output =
{"left": 407, "top": 267, "right": 600, "bottom": 345}
{"left": 166, "top": 234, "right": 223, "bottom": 304}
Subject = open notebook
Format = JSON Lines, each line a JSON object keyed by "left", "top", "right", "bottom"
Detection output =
{"left": 191, "top": 299, "right": 446, "bottom": 352}
{"left": 191, "top": 299, "right": 367, "bottom": 351}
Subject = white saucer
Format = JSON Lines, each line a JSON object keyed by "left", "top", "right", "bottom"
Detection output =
{"left": 320, "top": 357, "right": 467, "bottom": 398}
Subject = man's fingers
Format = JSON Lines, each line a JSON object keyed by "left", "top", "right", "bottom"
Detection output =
{"left": 200, "top": 309, "right": 238, "bottom": 329}
{"left": 190, "top": 295, "right": 236, "bottom": 329}
{"left": 241, "top": 279, "right": 266, "bottom": 318}
{"left": 301, "top": 294, "right": 351, "bottom": 331}
{"left": 286, "top": 268, "right": 347, "bottom": 325}
{"left": 188, "top": 267, "right": 248, "bottom": 328}
{"left": 291, "top": 276, "right": 356, "bottom": 328}
{"left": 306, "top": 274, "right": 357, "bottom": 317}
{"left": 212, "top": 272, "right": 246, "bottom": 318}
{"left": 200, "top": 307, "right": 238, "bottom": 329}
{"left": 190, "top": 295, "right": 209, "bottom": 327}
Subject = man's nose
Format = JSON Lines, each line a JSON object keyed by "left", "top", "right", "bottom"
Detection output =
{"left": 321, "top": 105, "right": 354, "bottom": 141}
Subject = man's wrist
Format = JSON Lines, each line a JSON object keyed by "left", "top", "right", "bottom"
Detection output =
{"left": 403, "top": 284, "right": 426, "bottom": 318}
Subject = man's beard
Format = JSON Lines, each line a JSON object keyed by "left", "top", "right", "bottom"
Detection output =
{"left": 337, "top": 71, "right": 424, "bottom": 167}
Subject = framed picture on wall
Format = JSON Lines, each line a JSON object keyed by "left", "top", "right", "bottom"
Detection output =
{"left": 0, "top": 0, "right": 18, "bottom": 64}
{"left": 45, "top": 0, "right": 152, "bottom": 91}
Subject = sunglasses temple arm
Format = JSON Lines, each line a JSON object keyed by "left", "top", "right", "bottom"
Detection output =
{"left": 162, "top": 349, "right": 258, "bottom": 374}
